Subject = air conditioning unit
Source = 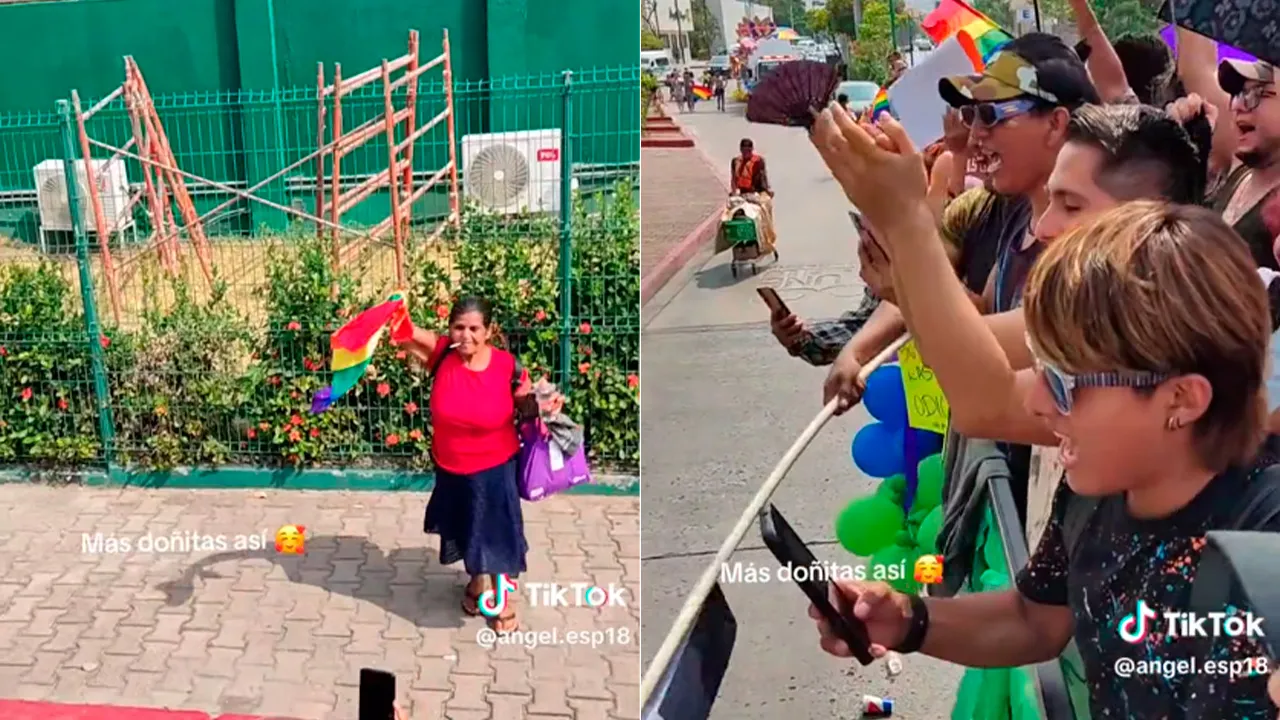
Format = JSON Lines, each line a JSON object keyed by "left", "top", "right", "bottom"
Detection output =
{"left": 33, "top": 158, "right": 134, "bottom": 239}
{"left": 460, "top": 129, "right": 563, "bottom": 215}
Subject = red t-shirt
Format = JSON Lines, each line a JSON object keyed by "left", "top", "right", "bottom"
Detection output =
{"left": 428, "top": 344, "right": 528, "bottom": 474}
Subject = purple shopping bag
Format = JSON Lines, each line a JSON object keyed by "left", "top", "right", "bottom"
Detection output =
{"left": 519, "top": 421, "right": 593, "bottom": 501}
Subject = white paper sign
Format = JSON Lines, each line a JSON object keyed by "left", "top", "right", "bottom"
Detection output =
{"left": 886, "top": 37, "right": 979, "bottom": 149}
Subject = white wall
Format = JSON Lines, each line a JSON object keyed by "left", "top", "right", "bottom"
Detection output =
{"left": 650, "top": 0, "right": 695, "bottom": 64}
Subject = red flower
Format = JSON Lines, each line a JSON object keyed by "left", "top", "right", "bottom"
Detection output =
{"left": 0, "top": 346, "right": 7, "bottom": 356}
{"left": 578, "top": 362, "right": 590, "bottom": 375}
{"left": 99, "top": 335, "right": 110, "bottom": 349}
{"left": 247, "top": 428, "right": 257, "bottom": 439}
{"left": 57, "top": 397, "right": 68, "bottom": 411}
{"left": 409, "top": 429, "right": 424, "bottom": 441}
{"left": 627, "top": 374, "right": 639, "bottom": 389}
{"left": 303, "top": 358, "right": 315, "bottom": 371}
{"left": 385, "top": 433, "right": 401, "bottom": 447}
{"left": 286, "top": 321, "right": 302, "bottom": 331}
{"left": 580, "top": 346, "right": 592, "bottom": 357}
{"left": 258, "top": 422, "right": 271, "bottom": 431}
{"left": 268, "top": 376, "right": 282, "bottom": 386}
{"left": 290, "top": 391, "right": 300, "bottom": 400}
{"left": 20, "top": 387, "right": 32, "bottom": 402}
{"left": 579, "top": 321, "right": 592, "bottom": 334}
{"left": 376, "top": 382, "right": 391, "bottom": 398}
{"left": 435, "top": 305, "right": 449, "bottom": 319}
{"left": 404, "top": 401, "right": 419, "bottom": 415}
{"left": 290, "top": 414, "right": 303, "bottom": 426}
{"left": 396, "top": 350, "right": 407, "bottom": 360}
{"left": 289, "top": 429, "right": 302, "bottom": 443}
{"left": 309, "top": 428, "right": 320, "bottom": 439}
{"left": 534, "top": 309, "right": 547, "bottom": 322}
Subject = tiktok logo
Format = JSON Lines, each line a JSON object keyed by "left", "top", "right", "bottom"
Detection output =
{"left": 478, "top": 575, "right": 518, "bottom": 618}
{"left": 1118, "top": 600, "right": 1159, "bottom": 644}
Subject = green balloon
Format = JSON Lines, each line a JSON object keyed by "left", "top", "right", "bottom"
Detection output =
{"left": 835, "top": 494, "right": 906, "bottom": 557}
{"left": 875, "top": 474, "right": 906, "bottom": 504}
{"left": 916, "top": 506, "right": 944, "bottom": 554}
{"left": 914, "top": 453, "right": 946, "bottom": 510}
{"left": 907, "top": 502, "right": 933, "bottom": 529}
{"left": 870, "top": 543, "right": 920, "bottom": 594}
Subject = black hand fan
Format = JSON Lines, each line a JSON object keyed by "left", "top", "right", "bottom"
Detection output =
{"left": 746, "top": 61, "right": 840, "bottom": 129}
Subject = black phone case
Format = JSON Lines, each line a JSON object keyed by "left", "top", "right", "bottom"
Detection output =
{"left": 756, "top": 287, "right": 789, "bottom": 315}
{"left": 758, "top": 504, "right": 875, "bottom": 665}
{"left": 359, "top": 668, "right": 396, "bottom": 720}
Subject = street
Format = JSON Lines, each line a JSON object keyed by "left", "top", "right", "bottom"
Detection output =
{"left": 640, "top": 102, "right": 963, "bottom": 718}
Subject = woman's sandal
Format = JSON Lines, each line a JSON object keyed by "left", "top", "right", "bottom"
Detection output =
{"left": 489, "top": 609, "right": 519, "bottom": 633}
{"left": 461, "top": 578, "right": 487, "bottom": 617}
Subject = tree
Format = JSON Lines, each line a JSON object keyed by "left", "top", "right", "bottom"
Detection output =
{"left": 760, "top": 0, "right": 810, "bottom": 32}
{"left": 806, "top": 8, "right": 830, "bottom": 35}
{"left": 848, "top": 0, "right": 911, "bottom": 85}
{"left": 972, "top": 0, "right": 1015, "bottom": 30}
{"left": 826, "top": 0, "right": 859, "bottom": 38}
{"left": 642, "top": 29, "right": 665, "bottom": 51}
{"left": 688, "top": 0, "right": 719, "bottom": 59}
{"left": 1034, "top": 0, "right": 1160, "bottom": 39}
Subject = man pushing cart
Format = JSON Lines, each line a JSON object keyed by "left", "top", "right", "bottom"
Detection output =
{"left": 717, "top": 137, "right": 779, "bottom": 277}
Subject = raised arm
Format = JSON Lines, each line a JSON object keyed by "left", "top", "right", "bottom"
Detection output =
{"left": 1174, "top": 27, "right": 1238, "bottom": 178}
{"left": 395, "top": 326, "right": 440, "bottom": 365}
{"left": 1067, "top": 0, "right": 1131, "bottom": 103}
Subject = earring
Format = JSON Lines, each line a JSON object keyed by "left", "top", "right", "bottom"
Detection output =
{"left": 1166, "top": 417, "right": 1183, "bottom": 431}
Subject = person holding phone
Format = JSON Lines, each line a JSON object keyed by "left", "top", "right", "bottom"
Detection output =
{"left": 810, "top": 98, "right": 1280, "bottom": 714}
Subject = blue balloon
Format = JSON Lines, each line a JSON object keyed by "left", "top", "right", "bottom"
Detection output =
{"left": 912, "top": 427, "right": 944, "bottom": 457}
{"left": 863, "top": 365, "right": 908, "bottom": 427}
{"left": 851, "top": 422, "right": 906, "bottom": 478}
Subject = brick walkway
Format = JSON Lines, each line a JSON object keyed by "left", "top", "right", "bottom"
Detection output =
{"left": 0, "top": 486, "right": 639, "bottom": 720}
{"left": 639, "top": 142, "right": 726, "bottom": 281}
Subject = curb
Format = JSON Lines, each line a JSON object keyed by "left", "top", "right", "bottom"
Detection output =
{"left": 640, "top": 105, "right": 731, "bottom": 307}
{"left": 0, "top": 700, "right": 297, "bottom": 720}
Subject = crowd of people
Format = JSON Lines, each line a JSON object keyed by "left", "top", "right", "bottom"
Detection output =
{"left": 661, "top": 67, "right": 728, "bottom": 113}
{"left": 758, "top": 6, "right": 1280, "bottom": 716}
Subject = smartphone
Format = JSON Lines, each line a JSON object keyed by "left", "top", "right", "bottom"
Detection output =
{"left": 359, "top": 668, "right": 396, "bottom": 720}
{"left": 758, "top": 504, "right": 875, "bottom": 665}
{"left": 756, "top": 287, "right": 790, "bottom": 316}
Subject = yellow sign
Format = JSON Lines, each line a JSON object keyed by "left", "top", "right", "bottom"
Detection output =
{"left": 898, "top": 340, "right": 950, "bottom": 434}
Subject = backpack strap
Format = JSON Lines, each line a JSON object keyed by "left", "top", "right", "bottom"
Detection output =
{"left": 429, "top": 343, "right": 453, "bottom": 377}
{"left": 1060, "top": 492, "right": 1099, "bottom": 562}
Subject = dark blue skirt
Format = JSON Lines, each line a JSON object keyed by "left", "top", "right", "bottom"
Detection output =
{"left": 424, "top": 454, "right": 528, "bottom": 577}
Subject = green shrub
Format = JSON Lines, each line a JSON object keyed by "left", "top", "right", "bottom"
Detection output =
{"left": 0, "top": 184, "right": 639, "bottom": 474}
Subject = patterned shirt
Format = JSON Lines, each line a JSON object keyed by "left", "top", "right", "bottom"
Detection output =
{"left": 795, "top": 293, "right": 881, "bottom": 367}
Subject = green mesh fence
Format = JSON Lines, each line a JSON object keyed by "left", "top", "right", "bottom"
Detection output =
{"left": 0, "top": 66, "right": 639, "bottom": 476}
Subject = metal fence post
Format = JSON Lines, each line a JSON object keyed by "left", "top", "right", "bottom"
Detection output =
{"left": 558, "top": 70, "right": 575, "bottom": 388}
{"left": 57, "top": 99, "right": 117, "bottom": 471}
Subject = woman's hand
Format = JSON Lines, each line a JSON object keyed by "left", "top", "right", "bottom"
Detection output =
{"left": 858, "top": 237, "right": 896, "bottom": 305}
{"left": 810, "top": 107, "right": 929, "bottom": 240}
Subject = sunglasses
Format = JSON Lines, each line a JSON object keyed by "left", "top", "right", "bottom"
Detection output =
{"left": 1025, "top": 334, "right": 1168, "bottom": 415}
{"left": 1233, "top": 84, "right": 1278, "bottom": 113}
{"left": 960, "top": 97, "right": 1039, "bottom": 128}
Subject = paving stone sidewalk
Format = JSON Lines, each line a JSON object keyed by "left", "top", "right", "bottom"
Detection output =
{"left": 0, "top": 486, "right": 640, "bottom": 719}
{"left": 639, "top": 139, "right": 726, "bottom": 281}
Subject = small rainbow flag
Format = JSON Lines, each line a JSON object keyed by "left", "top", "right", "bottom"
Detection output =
{"left": 691, "top": 84, "right": 713, "bottom": 100}
{"left": 921, "top": 0, "right": 1013, "bottom": 70}
{"left": 870, "top": 88, "right": 891, "bottom": 119}
{"left": 310, "top": 293, "right": 414, "bottom": 414}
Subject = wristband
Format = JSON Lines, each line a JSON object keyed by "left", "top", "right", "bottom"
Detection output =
{"left": 895, "top": 593, "right": 930, "bottom": 654}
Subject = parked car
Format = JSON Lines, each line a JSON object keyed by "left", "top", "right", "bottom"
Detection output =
{"left": 836, "top": 80, "right": 880, "bottom": 114}
{"left": 708, "top": 55, "right": 732, "bottom": 77}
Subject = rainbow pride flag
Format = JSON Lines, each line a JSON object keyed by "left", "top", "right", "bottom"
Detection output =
{"left": 921, "top": 0, "right": 1013, "bottom": 70}
{"left": 691, "top": 84, "right": 713, "bottom": 100}
{"left": 869, "top": 88, "right": 891, "bottom": 119}
{"left": 310, "top": 293, "right": 414, "bottom": 414}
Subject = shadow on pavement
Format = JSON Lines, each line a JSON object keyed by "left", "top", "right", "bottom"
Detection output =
{"left": 155, "top": 534, "right": 468, "bottom": 629}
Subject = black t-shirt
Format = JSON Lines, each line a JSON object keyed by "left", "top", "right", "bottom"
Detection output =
{"left": 1016, "top": 469, "right": 1280, "bottom": 718}
{"left": 1210, "top": 165, "right": 1280, "bottom": 272}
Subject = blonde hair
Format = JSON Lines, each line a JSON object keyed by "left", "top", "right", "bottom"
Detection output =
{"left": 1024, "top": 201, "right": 1269, "bottom": 470}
